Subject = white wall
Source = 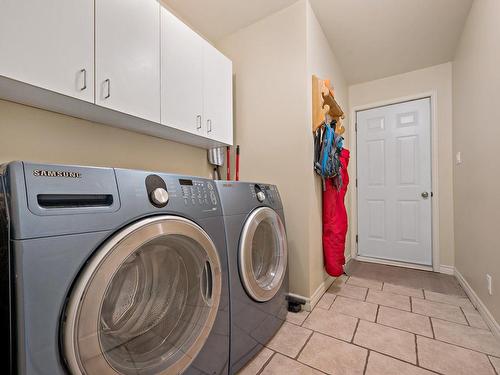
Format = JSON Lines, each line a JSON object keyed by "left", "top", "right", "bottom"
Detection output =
{"left": 348, "top": 63, "right": 455, "bottom": 268}
{"left": 0, "top": 100, "right": 212, "bottom": 177}
{"left": 453, "top": 0, "right": 500, "bottom": 324}
{"left": 218, "top": 0, "right": 348, "bottom": 303}
{"left": 218, "top": 1, "right": 310, "bottom": 297}
{"left": 305, "top": 1, "right": 349, "bottom": 298}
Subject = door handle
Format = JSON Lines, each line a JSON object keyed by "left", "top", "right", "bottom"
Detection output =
{"left": 201, "top": 261, "right": 213, "bottom": 306}
{"left": 80, "top": 69, "right": 87, "bottom": 91}
{"left": 196, "top": 115, "right": 202, "bottom": 130}
{"left": 104, "top": 79, "right": 111, "bottom": 99}
{"left": 207, "top": 119, "right": 212, "bottom": 133}
{"left": 421, "top": 192, "right": 429, "bottom": 199}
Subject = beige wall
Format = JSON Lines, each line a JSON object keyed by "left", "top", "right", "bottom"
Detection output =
{"left": 305, "top": 1, "right": 349, "bottom": 297}
{"left": 218, "top": 1, "right": 310, "bottom": 297}
{"left": 453, "top": 0, "right": 500, "bottom": 323}
{"left": 348, "top": 63, "right": 455, "bottom": 268}
{"left": 0, "top": 100, "right": 211, "bottom": 176}
{"left": 218, "top": 0, "right": 347, "bottom": 301}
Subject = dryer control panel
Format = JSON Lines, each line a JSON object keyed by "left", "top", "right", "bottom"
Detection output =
{"left": 251, "top": 184, "right": 282, "bottom": 206}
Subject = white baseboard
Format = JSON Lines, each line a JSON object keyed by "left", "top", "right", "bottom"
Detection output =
{"left": 288, "top": 276, "right": 336, "bottom": 312}
{"left": 354, "top": 255, "right": 434, "bottom": 272}
{"left": 439, "top": 264, "right": 455, "bottom": 275}
{"left": 307, "top": 276, "right": 335, "bottom": 311}
{"left": 455, "top": 268, "right": 500, "bottom": 339}
{"left": 289, "top": 255, "right": 352, "bottom": 312}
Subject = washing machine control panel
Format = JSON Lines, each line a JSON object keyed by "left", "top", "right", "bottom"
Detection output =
{"left": 145, "top": 174, "right": 218, "bottom": 211}
{"left": 179, "top": 178, "right": 218, "bottom": 207}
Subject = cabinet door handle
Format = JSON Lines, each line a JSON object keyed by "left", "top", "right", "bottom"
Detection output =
{"left": 104, "top": 79, "right": 111, "bottom": 99}
{"left": 80, "top": 69, "right": 87, "bottom": 91}
{"left": 196, "top": 115, "right": 202, "bottom": 130}
{"left": 207, "top": 119, "right": 212, "bottom": 133}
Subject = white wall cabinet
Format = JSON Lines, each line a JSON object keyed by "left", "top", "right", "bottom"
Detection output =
{"left": 0, "top": 0, "right": 94, "bottom": 102}
{"left": 203, "top": 44, "right": 233, "bottom": 144}
{"left": 95, "top": 0, "right": 161, "bottom": 122}
{"left": 161, "top": 8, "right": 233, "bottom": 144}
{"left": 161, "top": 7, "right": 204, "bottom": 135}
{"left": 0, "top": 1, "right": 232, "bottom": 147}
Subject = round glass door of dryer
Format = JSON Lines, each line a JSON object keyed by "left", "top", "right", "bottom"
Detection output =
{"left": 62, "top": 216, "right": 221, "bottom": 375}
{"left": 239, "top": 207, "right": 288, "bottom": 302}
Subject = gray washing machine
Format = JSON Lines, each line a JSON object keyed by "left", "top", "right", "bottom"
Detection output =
{"left": 0, "top": 161, "right": 230, "bottom": 375}
{"left": 215, "top": 182, "right": 288, "bottom": 374}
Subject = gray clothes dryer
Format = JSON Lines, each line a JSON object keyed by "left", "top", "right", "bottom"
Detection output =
{"left": 0, "top": 161, "right": 230, "bottom": 375}
{"left": 215, "top": 182, "right": 288, "bottom": 374}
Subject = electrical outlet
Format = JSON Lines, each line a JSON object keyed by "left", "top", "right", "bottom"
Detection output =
{"left": 487, "top": 274, "right": 493, "bottom": 295}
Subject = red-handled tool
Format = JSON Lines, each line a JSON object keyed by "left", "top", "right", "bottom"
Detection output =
{"left": 235, "top": 145, "right": 240, "bottom": 181}
{"left": 226, "top": 146, "right": 231, "bottom": 180}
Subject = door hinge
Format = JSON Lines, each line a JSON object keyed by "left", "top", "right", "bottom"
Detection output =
{"left": 355, "top": 178, "right": 358, "bottom": 188}
{"left": 355, "top": 122, "right": 358, "bottom": 132}
{"left": 356, "top": 234, "right": 358, "bottom": 243}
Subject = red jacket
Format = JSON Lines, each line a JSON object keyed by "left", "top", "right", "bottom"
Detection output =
{"left": 322, "top": 149, "right": 350, "bottom": 276}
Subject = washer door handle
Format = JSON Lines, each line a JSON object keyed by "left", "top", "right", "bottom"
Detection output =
{"left": 201, "top": 261, "right": 213, "bottom": 305}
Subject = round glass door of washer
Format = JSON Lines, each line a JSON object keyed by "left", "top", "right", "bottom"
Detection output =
{"left": 239, "top": 207, "right": 288, "bottom": 302}
{"left": 62, "top": 216, "right": 221, "bottom": 375}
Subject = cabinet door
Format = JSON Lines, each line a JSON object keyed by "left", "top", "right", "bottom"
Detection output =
{"left": 161, "top": 7, "right": 204, "bottom": 135}
{"left": 96, "top": 0, "right": 160, "bottom": 122}
{"left": 203, "top": 43, "right": 233, "bottom": 145}
{"left": 0, "top": 0, "right": 94, "bottom": 102}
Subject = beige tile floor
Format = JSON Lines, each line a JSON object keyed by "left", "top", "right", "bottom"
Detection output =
{"left": 238, "top": 263, "right": 500, "bottom": 375}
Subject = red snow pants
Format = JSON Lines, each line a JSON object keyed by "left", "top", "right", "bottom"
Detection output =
{"left": 322, "top": 149, "right": 350, "bottom": 276}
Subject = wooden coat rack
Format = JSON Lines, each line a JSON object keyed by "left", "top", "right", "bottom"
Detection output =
{"left": 312, "top": 75, "right": 345, "bottom": 134}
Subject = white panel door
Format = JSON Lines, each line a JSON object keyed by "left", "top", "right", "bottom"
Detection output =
{"left": 357, "top": 98, "right": 432, "bottom": 265}
{"left": 161, "top": 7, "right": 204, "bottom": 135}
{"left": 95, "top": 0, "right": 160, "bottom": 122}
{"left": 203, "top": 42, "right": 233, "bottom": 144}
{"left": 0, "top": 0, "right": 94, "bottom": 102}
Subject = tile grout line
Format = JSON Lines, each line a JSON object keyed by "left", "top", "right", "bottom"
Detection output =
{"left": 414, "top": 334, "right": 419, "bottom": 367}
{"left": 352, "top": 317, "right": 362, "bottom": 343}
{"left": 460, "top": 305, "right": 471, "bottom": 326}
{"left": 328, "top": 294, "right": 337, "bottom": 310}
{"left": 429, "top": 316, "right": 436, "bottom": 339}
{"left": 294, "top": 329, "right": 314, "bottom": 360}
{"left": 288, "top": 333, "right": 335, "bottom": 375}
{"left": 255, "top": 351, "right": 276, "bottom": 375}
{"left": 362, "top": 350, "right": 371, "bottom": 375}
{"left": 410, "top": 296, "right": 413, "bottom": 312}
{"left": 488, "top": 356, "right": 500, "bottom": 375}
{"left": 375, "top": 304, "right": 381, "bottom": 323}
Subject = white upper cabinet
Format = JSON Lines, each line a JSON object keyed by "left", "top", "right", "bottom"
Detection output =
{"left": 95, "top": 0, "right": 161, "bottom": 122}
{"left": 0, "top": 1, "right": 232, "bottom": 147}
{"left": 203, "top": 43, "right": 233, "bottom": 145}
{"left": 0, "top": 0, "right": 94, "bottom": 102}
{"left": 161, "top": 7, "right": 204, "bottom": 135}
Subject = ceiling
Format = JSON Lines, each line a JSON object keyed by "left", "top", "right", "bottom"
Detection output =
{"left": 163, "top": 0, "right": 473, "bottom": 84}
{"left": 162, "top": 0, "right": 298, "bottom": 41}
